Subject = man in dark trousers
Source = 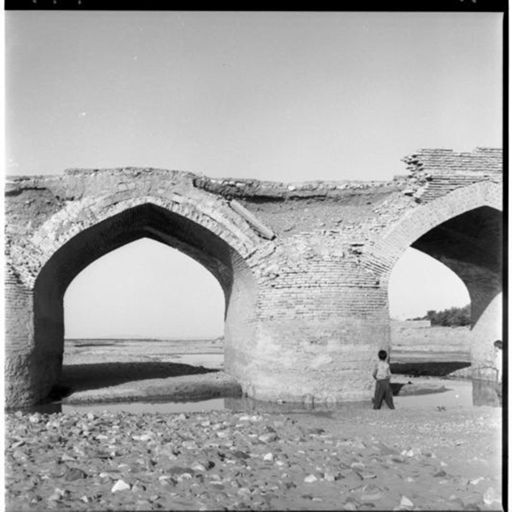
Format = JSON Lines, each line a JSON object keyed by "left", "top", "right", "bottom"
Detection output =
{"left": 372, "top": 349, "right": 395, "bottom": 409}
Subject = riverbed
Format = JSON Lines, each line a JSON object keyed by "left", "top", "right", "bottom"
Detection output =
{"left": 5, "top": 338, "right": 504, "bottom": 511}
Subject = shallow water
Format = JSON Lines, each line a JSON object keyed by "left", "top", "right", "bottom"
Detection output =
{"left": 24, "top": 377, "right": 501, "bottom": 415}
{"left": 393, "top": 379, "right": 472, "bottom": 408}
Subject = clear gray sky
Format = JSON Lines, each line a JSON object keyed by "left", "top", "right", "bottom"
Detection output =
{"left": 6, "top": 11, "right": 501, "bottom": 338}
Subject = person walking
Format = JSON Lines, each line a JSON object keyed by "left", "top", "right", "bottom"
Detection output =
{"left": 372, "top": 349, "right": 395, "bottom": 409}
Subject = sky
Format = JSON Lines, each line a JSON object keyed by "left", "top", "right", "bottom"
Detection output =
{"left": 5, "top": 11, "right": 501, "bottom": 338}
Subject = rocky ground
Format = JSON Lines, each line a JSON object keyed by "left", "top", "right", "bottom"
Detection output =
{"left": 5, "top": 339, "right": 504, "bottom": 511}
{"left": 6, "top": 402, "right": 502, "bottom": 511}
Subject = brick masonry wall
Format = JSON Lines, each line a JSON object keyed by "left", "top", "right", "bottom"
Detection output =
{"left": 4, "top": 148, "right": 503, "bottom": 407}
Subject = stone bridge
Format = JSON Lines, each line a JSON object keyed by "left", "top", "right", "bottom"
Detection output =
{"left": 5, "top": 148, "right": 502, "bottom": 408}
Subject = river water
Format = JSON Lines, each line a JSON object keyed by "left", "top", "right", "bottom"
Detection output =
{"left": 27, "top": 376, "right": 501, "bottom": 415}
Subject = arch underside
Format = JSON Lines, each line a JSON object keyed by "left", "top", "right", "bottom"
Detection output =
{"left": 32, "top": 203, "right": 256, "bottom": 400}
{"left": 410, "top": 206, "right": 502, "bottom": 325}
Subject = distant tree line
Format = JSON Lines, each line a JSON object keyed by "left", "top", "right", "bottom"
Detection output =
{"left": 410, "top": 304, "right": 471, "bottom": 326}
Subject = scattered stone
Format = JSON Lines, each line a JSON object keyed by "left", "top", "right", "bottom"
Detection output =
{"left": 483, "top": 487, "right": 501, "bottom": 506}
{"left": 48, "top": 488, "right": 66, "bottom": 502}
{"left": 258, "top": 432, "right": 278, "bottom": 443}
{"left": 376, "top": 442, "right": 399, "bottom": 455}
{"left": 361, "top": 484, "right": 383, "bottom": 501}
{"left": 400, "top": 495, "right": 414, "bottom": 508}
{"left": 4, "top": 402, "right": 501, "bottom": 511}
{"left": 343, "top": 497, "right": 360, "bottom": 510}
{"left": 64, "top": 467, "right": 87, "bottom": 481}
{"left": 464, "top": 502, "right": 482, "bottom": 510}
{"left": 111, "top": 479, "right": 131, "bottom": 493}
{"left": 168, "top": 466, "right": 195, "bottom": 476}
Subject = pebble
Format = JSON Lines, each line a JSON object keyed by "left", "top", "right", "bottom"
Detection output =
{"left": 400, "top": 495, "right": 414, "bottom": 508}
{"left": 258, "top": 432, "right": 278, "bottom": 443}
{"left": 191, "top": 462, "right": 207, "bottom": 472}
{"left": 483, "top": 486, "right": 501, "bottom": 506}
{"left": 48, "top": 488, "right": 66, "bottom": 501}
{"left": 64, "top": 467, "right": 87, "bottom": 481}
{"left": 304, "top": 474, "right": 318, "bottom": 483}
{"left": 111, "top": 479, "right": 131, "bottom": 493}
{"left": 361, "top": 484, "right": 383, "bottom": 501}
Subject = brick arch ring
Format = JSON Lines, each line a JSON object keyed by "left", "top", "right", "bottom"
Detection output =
{"left": 15, "top": 191, "right": 273, "bottom": 290}
{"left": 362, "top": 180, "right": 502, "bottom": 287}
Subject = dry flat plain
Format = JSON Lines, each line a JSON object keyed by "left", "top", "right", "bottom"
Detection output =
{"left": 5, "top": 338, "right": 504, "bottom": 511}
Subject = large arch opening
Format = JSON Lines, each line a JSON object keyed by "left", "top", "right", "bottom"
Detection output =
{"left": 389, "top": 247, "right": 472, "bottom": 376}
{"left": 387, "top": 205, "right": 502, "bottom": 381}
{"left": 32, "top": 202, "right": 257, "bottom": 402}
{"left": 61, "top": 237, "right": 226, "bottom": 396}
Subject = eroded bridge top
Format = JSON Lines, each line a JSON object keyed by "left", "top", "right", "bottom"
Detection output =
{"left": 5, "top": 147, "right": 502, "bottom": 291}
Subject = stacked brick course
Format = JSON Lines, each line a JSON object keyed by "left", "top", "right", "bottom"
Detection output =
{"left": 4, "top": 148, "right": 503, "bottom": 407}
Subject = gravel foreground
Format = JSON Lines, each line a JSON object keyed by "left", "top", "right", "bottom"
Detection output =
{"left": 5, "top": 404, "right": 503, "bottom": 511}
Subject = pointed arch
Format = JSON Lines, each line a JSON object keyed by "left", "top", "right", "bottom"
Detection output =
{"left": 31, "top": 200, "right": 260, "bottom": 401}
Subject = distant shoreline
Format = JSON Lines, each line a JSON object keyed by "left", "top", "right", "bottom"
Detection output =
{"left": 66, "top": 337, "right": 223, "bottom": 342}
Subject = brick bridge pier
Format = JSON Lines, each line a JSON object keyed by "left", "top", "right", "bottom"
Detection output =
{"left": 5, "top": 148, "right": 502, "bottom": 408}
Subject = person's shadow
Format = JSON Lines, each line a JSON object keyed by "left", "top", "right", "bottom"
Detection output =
{"left": 390, "top": 382, "right": 406, "bottom": 396}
